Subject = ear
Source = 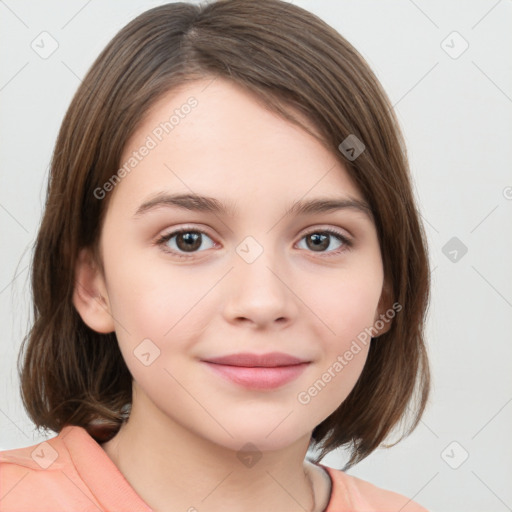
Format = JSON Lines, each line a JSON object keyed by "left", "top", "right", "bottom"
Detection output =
{"left": 372, "top": 278, "right": 395, "bottom": 338}
{"left": 72, "top": 248, "right": 115, "bottom": 334}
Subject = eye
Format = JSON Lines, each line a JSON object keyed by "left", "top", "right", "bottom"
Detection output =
{"left": 155, "top": 226, "right": 352, "bottom": 259}
{"left": 296, "top": 228, "right": 352, "bottom": 256}
{"left": 155, "top": 228, "right": 216, "bottom": 258}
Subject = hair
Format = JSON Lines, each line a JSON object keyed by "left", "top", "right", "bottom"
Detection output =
{"left": 18, "top": 0, "right": 430, "bottom": 469}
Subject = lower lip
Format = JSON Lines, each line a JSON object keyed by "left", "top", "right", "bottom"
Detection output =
{"left": 202, "top": 362, "right": 309, "bottom": 390}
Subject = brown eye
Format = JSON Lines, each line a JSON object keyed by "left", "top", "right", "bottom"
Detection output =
{"left": 157, "top": 229, "right": 215, "bottom": 257}
{"left": 297, "top": 229, "right": 352, "bottom": 255}
{"left": 175, "top": 232, "right": 202, "bottom": 252}
{"left": 305, "top": 233, "right": 330, "bottom": 251}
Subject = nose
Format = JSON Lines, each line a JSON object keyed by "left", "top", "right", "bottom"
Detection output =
{"left": 222, "top": 242, "right": 298, "bottom": 329}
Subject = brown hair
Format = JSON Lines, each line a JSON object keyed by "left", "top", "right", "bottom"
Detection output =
{"left": 18, "top": 0, "right": 430, "bottom": 469}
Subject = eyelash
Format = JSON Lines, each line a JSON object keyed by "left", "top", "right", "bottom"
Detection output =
{"left": 154, "top": 226, "right": 353, "bottom": 260}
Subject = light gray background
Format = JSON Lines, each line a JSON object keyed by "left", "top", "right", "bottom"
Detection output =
{"left": 1, "top": 1, "right": 511, "bottom": 511}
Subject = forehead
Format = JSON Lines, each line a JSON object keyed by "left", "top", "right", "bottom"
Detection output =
{"left": 110, "top": 77, "right": 365, "bottom": 214}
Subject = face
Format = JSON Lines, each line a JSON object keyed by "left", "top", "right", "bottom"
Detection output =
{"left": 78, "top": 77, "right": 389, "bottom": 453}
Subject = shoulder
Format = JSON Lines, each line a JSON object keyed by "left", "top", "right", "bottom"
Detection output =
{"left": 0, "top": 426, "right": 101, "bottom": 511}
{"left": 321, "top": 465, "right": 429, "bottom": 512}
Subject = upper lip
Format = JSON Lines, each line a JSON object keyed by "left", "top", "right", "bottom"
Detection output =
{"left": 202, "top": 352, "right": 309, "bottom": 367}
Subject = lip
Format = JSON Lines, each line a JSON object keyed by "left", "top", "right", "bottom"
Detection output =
{"left": 201, "top": 352, "right": 310, "bottom": 390}
{"left": 203, "top": 352, "right": 308, "bottom": 367}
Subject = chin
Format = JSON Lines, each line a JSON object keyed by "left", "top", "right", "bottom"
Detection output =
{"left": 207, "top": 423, "right": 310, "bottom": 454}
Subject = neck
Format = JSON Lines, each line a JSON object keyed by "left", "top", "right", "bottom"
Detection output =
{"left": 101, "top": 387, "right": 329, "bottom": 512}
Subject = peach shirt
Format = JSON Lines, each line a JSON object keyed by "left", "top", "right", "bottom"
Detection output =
{"left": 0, "top": 426, "right": 428, "bottom": 511}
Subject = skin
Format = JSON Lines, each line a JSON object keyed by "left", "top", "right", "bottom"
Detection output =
{"left": 73, "top": 77, "right": 391, "bottom": 512}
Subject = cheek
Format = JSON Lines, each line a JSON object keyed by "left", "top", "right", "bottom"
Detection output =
{"left": 290, "top": 265, "right": 383, "bottom": 414}
{"left": 105, "top": 247, "right": 214, "bottom": 341}
{"left": 103, "top": 260, "right": 210, "bottom": 398}
{"left": 312, "top": 265, "right": 383, "bottom": 346}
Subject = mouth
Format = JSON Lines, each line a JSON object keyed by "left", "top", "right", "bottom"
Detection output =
{"left": 200, "top": 352, "right": 311, "bottom": 390}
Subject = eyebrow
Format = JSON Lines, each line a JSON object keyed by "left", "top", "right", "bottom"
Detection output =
{"left": 133, "top": 192, "right": 373, "bottom": 221}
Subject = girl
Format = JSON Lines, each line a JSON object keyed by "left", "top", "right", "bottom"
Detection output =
{"left": 0, "top": 1, "right": 431, "bottom": 511}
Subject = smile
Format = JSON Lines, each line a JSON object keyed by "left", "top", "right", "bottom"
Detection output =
{"left": 201, "top": 352, "right": 311, "bottom": 390}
